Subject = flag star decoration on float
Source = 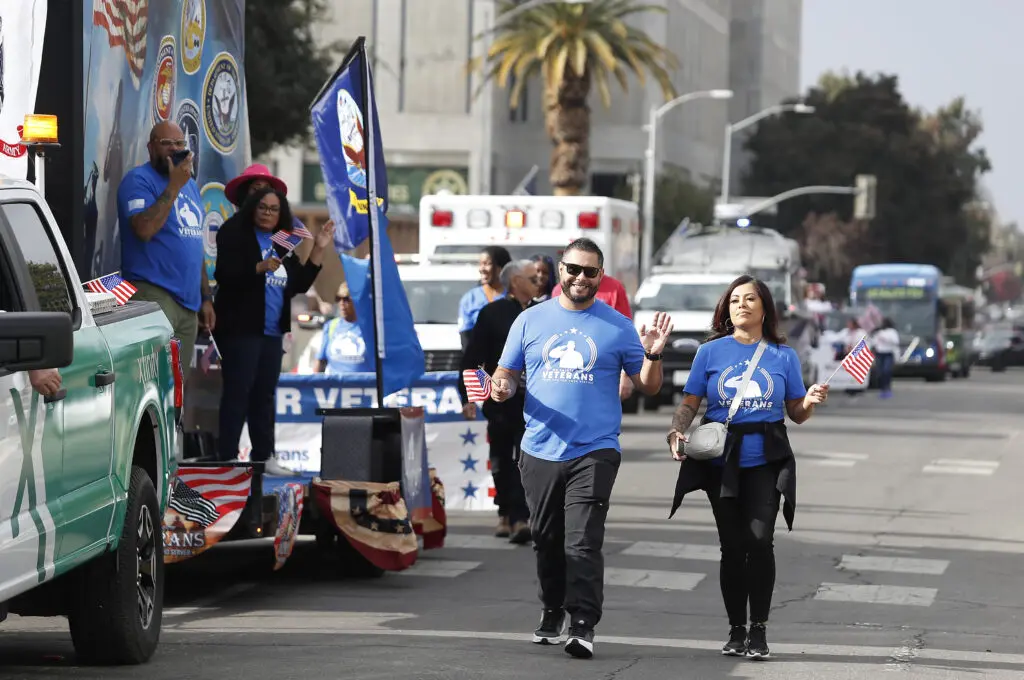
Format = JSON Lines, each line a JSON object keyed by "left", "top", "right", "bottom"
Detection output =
{"left": 462, "top": 482, "right": 479, "bottom": 500}
{"left": 460, "top": 428, "right": 478, "bottom": 445}
{"left": 460, "top": 454, "right": 478, "bottom": 472}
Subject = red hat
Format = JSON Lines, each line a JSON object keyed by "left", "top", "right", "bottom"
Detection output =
{"left": 225, "top": 164, "right": 288, "bottom": 206}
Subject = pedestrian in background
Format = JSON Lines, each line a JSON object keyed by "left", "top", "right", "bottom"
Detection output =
{"left": 459, "top": 259, "right": 540, "bottom": 543}
{"left": 458, "top": 246, "right": 512, "bottom": 349}
{"left": 530, "top": 254, "right": 557, "bottom": 301}
{"left": 213, "top": 187, "right": 334, "bottom": 475}
{"left": 666, "top": 275, "right": 828, "bottom": 661}
{"left": 117, "top": 121, "right": 214, "bottom": 381}
{"left": 870, "top": 317, "right": 900, "bottom": 398}
{"left": 317, "top": 282, "right": 370, "bottom": 375}
{"left": 492, "top": 237, "right": 671, "bottom": 660}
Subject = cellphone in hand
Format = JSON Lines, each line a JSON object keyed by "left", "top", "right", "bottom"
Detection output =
{"left": 171, "top": 148, "right": 191, "bottom": 165}
{"left": 675, "top": 437, "right": 686, "bottom": 455}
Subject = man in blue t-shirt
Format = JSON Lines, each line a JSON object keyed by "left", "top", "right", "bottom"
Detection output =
{"left": 317, "top": 283, "right": 371, "bottom": 374}
{"left": 492, "top": 237, "right": 673, "bottom": 659}
{"left": 117, "top": 121, "right": 213, "bottom": 381}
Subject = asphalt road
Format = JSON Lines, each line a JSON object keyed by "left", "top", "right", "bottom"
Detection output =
{"left": 3, "top": 369, "right": 1024, "bottom": 679}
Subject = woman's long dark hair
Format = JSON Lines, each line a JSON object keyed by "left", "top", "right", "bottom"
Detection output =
{"left": 531, "top": 253, "right": 558, "bottom": 296}
{"left": 707, "top": 274, "right": 787, "bottom": 345}
{"left": 238, "top": 186, "right": 293, "bottom": 233}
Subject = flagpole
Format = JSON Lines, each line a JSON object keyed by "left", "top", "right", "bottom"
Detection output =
{"left": 357, "top": 40, "right": 386, "bottom": 406}
{"left": 823, "top": 332, "right": 868, "bottom": 386}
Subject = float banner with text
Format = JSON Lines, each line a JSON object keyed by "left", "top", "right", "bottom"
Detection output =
{"left": 236, "top": 373, "right": 496, "bottom": 511}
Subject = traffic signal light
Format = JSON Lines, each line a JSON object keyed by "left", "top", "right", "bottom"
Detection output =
{"left": 854, "top": 174, "right": 877, "bottom": 220}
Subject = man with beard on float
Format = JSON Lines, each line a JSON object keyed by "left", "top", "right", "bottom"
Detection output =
{"left": 491, "top": 238, "right": 673, "bottom": 660}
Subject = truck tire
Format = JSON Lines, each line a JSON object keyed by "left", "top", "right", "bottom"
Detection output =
{"left": 68, "top": 465, "right": 164, "bottom": 664}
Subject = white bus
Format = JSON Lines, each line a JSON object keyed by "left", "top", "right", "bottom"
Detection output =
{"left": 418, "top": 194, "right": 642, "bottom": 299}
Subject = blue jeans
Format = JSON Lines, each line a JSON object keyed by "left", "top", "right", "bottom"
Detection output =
{"left": 216, "top": 334, "right": 284, "bottom": 462}
{"left": 876, "top": 352, "right": 894, "bottom": 392}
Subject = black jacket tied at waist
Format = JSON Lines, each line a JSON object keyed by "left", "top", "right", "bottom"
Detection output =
{"left": 669, "top": 419, "right": 797, "bottom": 531}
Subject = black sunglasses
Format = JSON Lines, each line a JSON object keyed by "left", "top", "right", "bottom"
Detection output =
{"left": 561, "top": 262, "right": 600, "bottom": 279}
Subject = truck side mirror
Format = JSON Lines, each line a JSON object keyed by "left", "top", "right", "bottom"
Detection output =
{"left": 0, "top": 312, "right": 74, "bottom": 371}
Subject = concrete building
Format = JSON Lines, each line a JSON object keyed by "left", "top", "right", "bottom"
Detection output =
{"left": 270, "top": 0, "right": 801, "bottom": 234}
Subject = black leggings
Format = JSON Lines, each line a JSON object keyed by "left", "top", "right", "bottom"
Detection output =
{"left": 706, "top": 464, "right": 782, "bottom": 627}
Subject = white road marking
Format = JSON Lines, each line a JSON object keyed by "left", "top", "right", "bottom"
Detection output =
{"left": 159, "top": 620, "right": 1024, "bottom": 667}
{"left": 814, "top": 583, "right": 937, "bottom": 607}
{"left": 604, "top": 567, "right": 705, "bottom": 591}
{"left": 165, "top": 582, "right": 258, "bottom": 618}
{"left": 922, "top": 459, "right": 999, "bottom": 475}
{"left": 838, "top": 555, "right": 949, "bottom": 575}
{"left": 804, "top": 452, "right": 869, "bottom": 467}
{"left": 393, "top": 560, "right": 482, "bottom": 578}
{"left": 442, "top": 534, "right": 517, "bottom": 550}
{"left": 621, "top": 541, "right": 720, "bottom": 561}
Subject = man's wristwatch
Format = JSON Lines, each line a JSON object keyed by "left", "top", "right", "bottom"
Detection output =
{"left": 645, "top": 351, "right": 662, "bottom": 361}
{"left": 202, "top": 293, "right": 213, "bottom": 303}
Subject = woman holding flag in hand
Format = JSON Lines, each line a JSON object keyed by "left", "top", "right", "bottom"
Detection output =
{"left": 666, "top": 275, "right": 829, "bottom": 661}
{"left": 212, "top": 185, "right": 334, "bottom": 474}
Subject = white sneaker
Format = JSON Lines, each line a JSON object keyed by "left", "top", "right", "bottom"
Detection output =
{"left": 263, "top": 459, "right": 297, "bottom": 476}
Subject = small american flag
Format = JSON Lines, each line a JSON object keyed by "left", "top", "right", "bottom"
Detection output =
{"left": 84, "top": 273, "right": 137, "bottom": 305}
{"left": 463, "top": 367, "right": 492, "bottom": 402}
{"left": 168, "top": 466, "right": 252, "bottom": 529}
{"left": 199, "top": 339, "right": 220, "bottom": 374}
{"left": 270, "top": 225, "right": 312, "bottom": 253}
{"left": 841, "top": 337, "right": 876, "bottom": 384}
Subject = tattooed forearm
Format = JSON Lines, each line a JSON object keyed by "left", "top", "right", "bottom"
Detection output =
{"left": 130, "top": 191, "right": 175, "bottom": 242}
{"left": 671, "top": 393, "right": 700, "bottom": 433}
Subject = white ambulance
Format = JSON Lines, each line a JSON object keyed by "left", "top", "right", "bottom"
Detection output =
{"left": 418, "top": 194, "right": 642, "bottom": 300}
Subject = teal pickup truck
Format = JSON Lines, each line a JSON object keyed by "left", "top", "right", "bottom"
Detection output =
{"left": 0, "top": 178, "right": 179, "bottom": 664}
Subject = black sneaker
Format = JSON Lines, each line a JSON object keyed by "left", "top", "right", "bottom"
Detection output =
{"left": 746, "top": 623, "right": 770, "bottom": 659}
{"left": 532, "top": 608, "right": 565, "bottom": 645}
{"left": 564, "top": 622, "right": 595, "bottom": 659}
{"left": 721, "top": 625, "right": 746, "bottom": 656}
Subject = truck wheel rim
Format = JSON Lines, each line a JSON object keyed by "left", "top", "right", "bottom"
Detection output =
{"left": 136, "top": 505, "right": 157, "bottom": 630}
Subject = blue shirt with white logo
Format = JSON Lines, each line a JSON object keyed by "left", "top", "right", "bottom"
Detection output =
{"left": 683, "top": 336, "right": 807, "bottom": 468}
{"left": 499, "top": 299, "right": 645, "bottom": 462}
{"left": 255, "top": 231, "right": 287, "bottom": 336}
{"left": 318, "top": 317, "right": 371, "bottom": 374}
{"left": 117, "top": 162, "right": 206, "bottom": 311}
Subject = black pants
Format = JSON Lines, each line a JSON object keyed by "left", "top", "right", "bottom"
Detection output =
{"left": 487, "top": 419, "right": 530, "bottom": 525}
{"left": 216, "top": 334, "right": 283, "bottom": 462}
{"left": 519, "top": 448, "right": 620, "bottom": 629}
{"left": 706, "top": 463, "right": 781, "bottom": 627}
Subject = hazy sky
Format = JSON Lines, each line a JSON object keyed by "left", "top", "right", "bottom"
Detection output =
{"left": 801, "top": 0, "right": 1020, "bottom": 227}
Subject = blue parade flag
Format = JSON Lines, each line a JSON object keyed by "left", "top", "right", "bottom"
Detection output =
{"left": 310, "top": 39, "right": 425, "bottom": 399}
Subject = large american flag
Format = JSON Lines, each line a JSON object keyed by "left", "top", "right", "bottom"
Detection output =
{"left": 840, "top": 337, "right": 876, "bottom": 384}
{"left": 84, "top": 273, "right": 137, "bottom": 305}
{"left": 92, "top": 0, "right": 148, "bottom": 90}
{"left": 168, "top": 466, "right": 252, "bottom": 529}
{"left": 463, "top": 368, "right": 492, "bottom": 402}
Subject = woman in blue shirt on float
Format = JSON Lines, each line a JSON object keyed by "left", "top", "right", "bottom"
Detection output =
{"left": 665, "top": 275, "right": 829, "bottom": 661}
{"left": 213, "top": 186, "right": 334, "bottom": 474}
{"left": 457, "top": 246, "right": 512, "bottom": 350}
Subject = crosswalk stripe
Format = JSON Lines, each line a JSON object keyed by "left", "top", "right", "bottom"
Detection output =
{"left": 442, "top": 535, "right": 517, "bottom": 550}
{"left": 814, "top": 583, "right": 937, "bottom": 607}
{"left": 604, "top": 567, "right": 705, "bottom": 591}
{"left": 837, "top": 555, "right": 949, "bottom": 575}
{"left": 394, "top": 560, "right": 482, "bottom": 578}
{"left": 922, "top": 459, "right": 999, "bottom": 475}
{"left": 620, "top": 541, "right": 720, "bottom": 561}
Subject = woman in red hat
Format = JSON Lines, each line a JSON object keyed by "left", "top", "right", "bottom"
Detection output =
{"left": 224, "top": 164, "right": 288, "bottom": 207}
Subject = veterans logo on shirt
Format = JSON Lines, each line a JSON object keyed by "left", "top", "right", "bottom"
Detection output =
{"left": 715, "top": 359, "right": 775, "bottom": 410}
{"left": 540, "top": 327, "right": 598, "bottom": 383}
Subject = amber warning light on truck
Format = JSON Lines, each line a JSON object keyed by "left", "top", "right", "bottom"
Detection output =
{"left": 22, "top": 114, "right": 59, "bottom": 145}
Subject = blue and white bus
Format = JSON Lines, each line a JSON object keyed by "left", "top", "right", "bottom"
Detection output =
{"left": 849, "top": 264, "right": 947, "bottom": 381}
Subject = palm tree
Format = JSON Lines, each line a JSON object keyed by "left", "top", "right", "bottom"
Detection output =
{"left": 475, "top": 0, "right": 678, "bottom": 196}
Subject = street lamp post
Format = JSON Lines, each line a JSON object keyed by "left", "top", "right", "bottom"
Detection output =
{"left": 640, "top": 89, "right": 732, "bottom": 279}
{"left": 476, "top": 0, "right": 593, "bottom": 193}
{"left": 719, "top": 102, "right": 815, "bottom": 209}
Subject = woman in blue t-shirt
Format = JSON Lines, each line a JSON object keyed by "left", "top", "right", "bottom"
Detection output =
{"left": 457, "top": 246, "right": 511, "bottom": 349}
{"left": 213, "top": 187, "right": 334, "bottom": 474}
{"left": 665, "top": 275, "right": 829, "bottom": 660}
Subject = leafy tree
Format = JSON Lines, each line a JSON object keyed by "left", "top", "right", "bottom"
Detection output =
{"left": 245, "top": 0, "right": 342, "bottom": 158}
{"left": 27, "top": 262, "right": 72, "bottom": 314}
{"left": 475, "top": 0, "right": 677, "bottom": 195}
{"left": 741, "top": 71, "right": 991, "bottom": 286}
